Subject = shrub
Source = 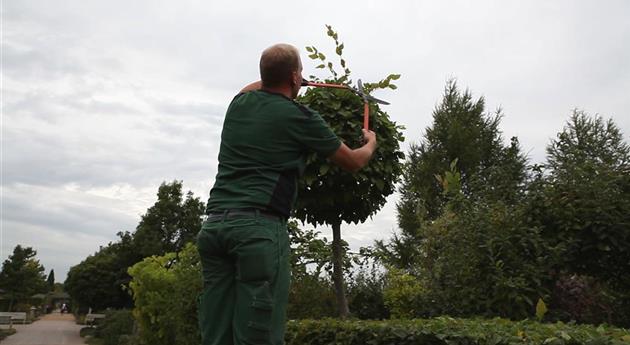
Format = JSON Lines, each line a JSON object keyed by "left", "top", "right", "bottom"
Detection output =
{"left": 127, "top": 243, "right": 202, "bottom": 345}
{"left": 383, "top": 268, "right": 427, "bottom": 319}
{"left": 284, "top": 318, "right": 630, "bottom": 345}
{"left": 80, "top": 326, "right": 96, "bottom": 338}
{"left": 288, "top": 275, "right": 337, "bottom": 319}
{"left": 395, "top": 196, "right": 554, "bottom": 320}
{"left": 98, "top": 310, "right": 135, "bottom": 345}
{"left": 347, "top": 268, "right": 389, "bottom": 320}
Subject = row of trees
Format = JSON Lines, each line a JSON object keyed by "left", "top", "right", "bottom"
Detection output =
{"left": 373, "top": 80, "right": 630, "bottom": 325}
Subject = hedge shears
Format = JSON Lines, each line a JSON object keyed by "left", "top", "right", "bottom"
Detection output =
{"left": 301, "top": 79, "right": 389, "bottom": 130}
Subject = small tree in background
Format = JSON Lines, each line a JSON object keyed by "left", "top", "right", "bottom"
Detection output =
{"left": 46, "top": 269, "right": 55, "bottom": 292}
{"left": 133, "top": 180, "right": 206, "bottom": 258}
{"left": 542, "top": 110, "right": 630, "bottom": 287}
{"left": 0, "top": 245, "right": 47, "bottom": 311}
{"left": 294, "top": 25, "right": 404, "bottom": 318}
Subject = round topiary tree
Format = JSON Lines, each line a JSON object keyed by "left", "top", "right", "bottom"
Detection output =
{"left": 294, "top": 25, "right": 405, "bottom": 318}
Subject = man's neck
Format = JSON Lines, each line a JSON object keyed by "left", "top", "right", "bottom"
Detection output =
{"left": 261, "top": 85, "right": 293, "bottom": 99}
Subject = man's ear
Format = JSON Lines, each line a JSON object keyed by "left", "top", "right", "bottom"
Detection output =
{"left": 290, "top": 71, "right": 299, "bottom": 86}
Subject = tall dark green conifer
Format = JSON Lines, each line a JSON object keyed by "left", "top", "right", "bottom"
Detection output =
{"left": 377, "top": 80, "right": 527, "bottom": 269}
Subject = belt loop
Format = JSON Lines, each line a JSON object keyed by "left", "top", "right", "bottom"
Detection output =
{"left": 254, "top": 209, "right": 260, "bottom": 224}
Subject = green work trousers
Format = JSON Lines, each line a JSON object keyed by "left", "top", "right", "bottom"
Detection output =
{"left": 196, "top": 213, "right": 290, "bottom": 345}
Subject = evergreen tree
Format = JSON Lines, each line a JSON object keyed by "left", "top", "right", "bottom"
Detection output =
{"left": 46, "top": 269, "right": 55, "bottom": 292}
{"left": 377, "top": 80, "right": 527, "bottom": 270}
{"left": 542, "top": 110, "right": 630, "bottom": 287}
{"left": 0, "top": 245, "right": 47, "bottom": 311}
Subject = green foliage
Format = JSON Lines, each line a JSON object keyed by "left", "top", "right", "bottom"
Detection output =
{"left": 383, "top": 268, "right": 426, "bottom": 319}
{"left": 295, "top": 25, "right": 405, "bottom": 227}
{"left": 0, "top": 245, "right": 47, "bottom": 311}
{"left": 288, "top": 274, "right": 337, "bottom": 319}
{"left": 429, "top": 199, "right": 551, "bottom": 319}
{"left": 383, "top": 188, "right": 553, "bottom": 320}
{"left": 46, "top": 269, "right": 55, "bottom": 292}
{"left": 287, "top": 221, "right": 353, "bottom": 319}
{"left": 284, "top": 318, "right": 630, "bottom": 345}
{"left": 96, "top": 309, "right": 135, "bottom": 345}
{"left": 381, "top": 80, "right": 527, "bottom": 271}
{"left": 127, "top": 243, "right": 202, "bottom": 345}
{"left": 80, "top": 327, "right": 97, "bottom": 338}
{"left": 541, "top": 111, "right": 630, "bottom": 288}
{"left": 65, "top": 233, "right": 137, "bottom": 311}
{"left": 133, "top": 180, "right": 206, "bottom": 258}
{"left": 398, "top": 79, "right": 526, "bottom": 221}
{"left": 289, "top": 221, "right": 335, "bottom": 279}
{"left": 346, "top": 264, "right": 389, "bottom": 320}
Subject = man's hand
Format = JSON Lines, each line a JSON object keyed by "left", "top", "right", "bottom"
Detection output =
{"left": 362, "top": 129, "right": 377, "bottom": 147}
{"left": 329, "top": 130, "right": 378, "bottom": 173}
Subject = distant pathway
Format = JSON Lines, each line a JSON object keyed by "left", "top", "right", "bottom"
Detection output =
{"left": 2, "top": 312, "right": 85, "bottom": 345}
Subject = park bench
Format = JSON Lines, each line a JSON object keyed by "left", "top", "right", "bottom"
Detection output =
{"left": 85, "top": 313, "right": 106, "bottom": 326}
{"left": 0, "top": 312, "right": 27, "bottom": 325}
{"left": 0, "top": 315, "right": 13, "bottom": 328}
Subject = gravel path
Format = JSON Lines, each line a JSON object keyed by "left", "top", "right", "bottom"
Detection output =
{"left": 1, "top": 313, "right": 85, "bottom": 345}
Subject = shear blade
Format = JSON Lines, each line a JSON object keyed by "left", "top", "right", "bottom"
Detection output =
{"left": 366, "top": 95, "right": 390, "bottom": 105}
{"left": 356, "top": 79, "right": 390, "bottom": 105}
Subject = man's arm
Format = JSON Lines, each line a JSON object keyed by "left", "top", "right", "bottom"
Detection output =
{"left": 240, "top": 81, "right": 262, "bottom": 93}
{"left": 329, "top": 129, "right": 377, "bottom": 173}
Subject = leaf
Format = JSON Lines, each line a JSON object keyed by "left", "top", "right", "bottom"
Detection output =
{"left": 308, "top": 53, "right": 318, "bottom": 60}
{"left": 336, "top": 43, "right": 344, "bottom": 56}
{"left": 389, "top": 84, "right": 398, "bottom": 90}
{"left": 318, "top": 53, "right": 326, "bottom": 60}
{"left": 535, "top": 298, "right": 547, "bottom": 321}
{"left": 316, "top": 64, "right": 325, "bottom": 69}
{"left": 319, "top": 164, "right": 330, "bottom": 175}
{"left": 305, "top": 46, "right": 313, "bottom": 53}
{"left": 390, "top": 74, "right": 401, "bottom": 80}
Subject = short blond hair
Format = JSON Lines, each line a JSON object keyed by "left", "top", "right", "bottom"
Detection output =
{"left": 259, "top": 44, "right": 300, "bottom": 88}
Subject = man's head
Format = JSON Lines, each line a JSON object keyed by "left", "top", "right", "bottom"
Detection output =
{"left": 259, "top": 43, "right": 303, "bottom": 99}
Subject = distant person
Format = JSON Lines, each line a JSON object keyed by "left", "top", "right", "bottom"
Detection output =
{"left": 197, "top": 43, "right": 377, "bottom": 345}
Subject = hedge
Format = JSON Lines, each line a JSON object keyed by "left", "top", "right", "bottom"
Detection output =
{"left": 285, "top": 317, "right": 630, "bottom": 345}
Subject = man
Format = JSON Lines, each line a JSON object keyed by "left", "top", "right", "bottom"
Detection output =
{"left": 197, "top": 43, "right": 377, "bottom": 345}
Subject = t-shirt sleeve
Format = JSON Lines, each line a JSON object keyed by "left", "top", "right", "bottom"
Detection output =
{"left": 291, "top": 107, "right": 342, "bottom": 157}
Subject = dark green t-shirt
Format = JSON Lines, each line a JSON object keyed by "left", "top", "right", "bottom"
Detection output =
{"left": 206, "top": 90, "right": 341, "bottom": 217}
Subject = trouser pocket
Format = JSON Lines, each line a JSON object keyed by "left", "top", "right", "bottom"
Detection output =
{"left": 238, "top": 281, "right": 274, "bottom": 344}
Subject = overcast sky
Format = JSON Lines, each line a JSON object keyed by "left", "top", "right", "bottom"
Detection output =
{"left": 2, "top": 1, "right": 629, "bottom": 282}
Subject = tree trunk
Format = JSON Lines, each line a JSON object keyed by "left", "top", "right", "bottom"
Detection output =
{"left": 331, "top": 220, "right": 350, "bottom": 318}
